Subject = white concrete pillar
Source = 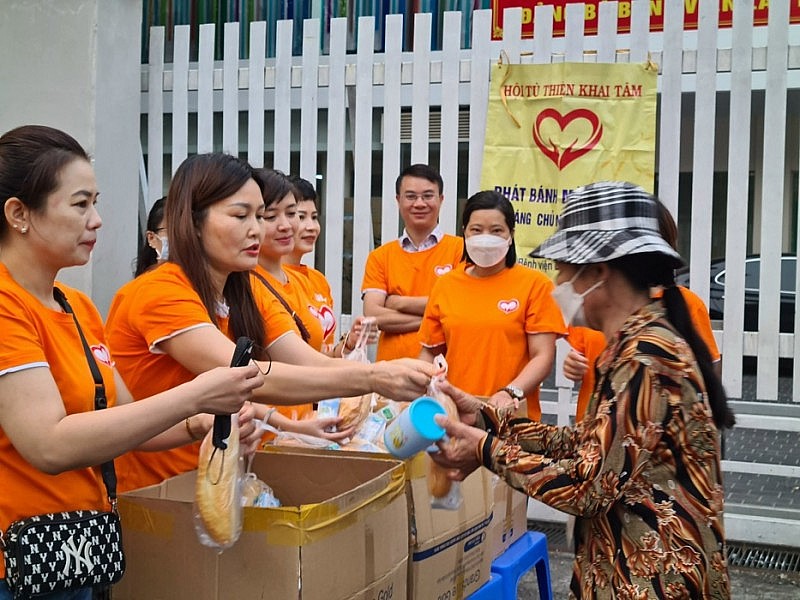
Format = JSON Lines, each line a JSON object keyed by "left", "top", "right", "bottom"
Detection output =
{"left": 0, "top": 0, "right": 142, "bottom": 316}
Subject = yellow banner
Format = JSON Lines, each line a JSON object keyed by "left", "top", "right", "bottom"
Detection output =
{"left": 479, "top": 61, "right": 657, "bottom": 277}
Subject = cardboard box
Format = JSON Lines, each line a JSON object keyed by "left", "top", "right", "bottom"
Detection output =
{"left": 402, "top": 395, "right": 527, "bottom": 598}
{"left": 486, "top": 474, "right": 529, "bottom": 560}
{"left": 406, "top": 454, "right": 493, "bottom": 599}
{"left": 115, "top": 449, "right": 408, "bottom": 600}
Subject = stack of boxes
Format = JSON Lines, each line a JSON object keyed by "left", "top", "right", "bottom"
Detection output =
{"left": 116, "top": 444, "right": 529, "bottom": 598}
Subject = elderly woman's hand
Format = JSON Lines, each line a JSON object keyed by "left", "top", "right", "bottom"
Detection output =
{"left": 428, "top": 414, "right": 488, "bottom": 481}
{"left": 437, "top": 379, "right": 483, "bottom": 427}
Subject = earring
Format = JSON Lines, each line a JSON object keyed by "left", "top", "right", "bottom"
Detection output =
{"left": 20, "top": 226, "right": 28, "bottom": 234}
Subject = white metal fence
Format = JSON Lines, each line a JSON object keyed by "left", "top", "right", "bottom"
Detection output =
{"left": 140, "top": 1, "right": 800, "bottom": 545}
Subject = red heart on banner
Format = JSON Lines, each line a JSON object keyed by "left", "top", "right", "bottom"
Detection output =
{"left": 532, "top": 108, "right": 603, "bottom": 170}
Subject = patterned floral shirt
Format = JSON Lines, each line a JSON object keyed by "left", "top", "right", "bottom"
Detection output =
{"left": 480, "top": 301, "right": 730, "bottom": 599}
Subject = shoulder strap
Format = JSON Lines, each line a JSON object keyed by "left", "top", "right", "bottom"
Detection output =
{"left": 251, "top": 270, "right": 311, "bottom": 343}
{"left": 53, "top": 287, "right": 118, "bottom": 505}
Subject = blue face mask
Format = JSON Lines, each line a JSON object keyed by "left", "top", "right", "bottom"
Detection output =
{"left": 551, "top": 267, "right": 604, "bottom": 327}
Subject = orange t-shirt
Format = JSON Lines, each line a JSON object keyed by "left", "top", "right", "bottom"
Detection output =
{"left": 565, "top": 326, "right": 607, "bottom": 423}
{"left": 251, "top": 264, "right": 325, "bottom": 352}
{"left": 569, "top": 285, "right": 721, "bottom": 422}
{"left": 0, "top": 267, "right": 117, "bottom": 577}
{"left": 660, "top": 286, "right": 721, "bottom": 362}
{"left": 106, "top": 262, "right": 294, "bottom": 492}
{"left": 419, "top": 263, "right": 566, "bottom": 420}
{"left": 361, "top": 234, "right": 464, "bottom": 361}
{"left": 250, "top": 264, "right": 317, "bottom": 421}
{"left": 285, "top": 263, "right": 337, "bottom": 352}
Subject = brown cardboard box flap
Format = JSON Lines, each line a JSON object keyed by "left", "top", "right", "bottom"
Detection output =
{"left": 117, "top": 448, "right": 408, "bottom": 600}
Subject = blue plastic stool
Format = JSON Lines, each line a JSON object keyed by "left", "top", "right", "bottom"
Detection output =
{"left": 467, "top": 572, "right": 503, "bottom": 599}
{"left": 491, "top": 530, "right": 553, "bottom": 600}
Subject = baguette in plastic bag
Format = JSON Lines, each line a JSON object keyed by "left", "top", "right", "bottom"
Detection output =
{"left": 194, "top": 415, "right": 243, "bottom": 550}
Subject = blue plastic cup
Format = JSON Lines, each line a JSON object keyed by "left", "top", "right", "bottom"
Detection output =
{"left": 384, "top": 396, "right": 446, "bottom": 459}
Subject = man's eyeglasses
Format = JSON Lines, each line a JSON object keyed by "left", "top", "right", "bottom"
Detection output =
{"left": 401, "top": 192, "right": 439, "bottom": 203}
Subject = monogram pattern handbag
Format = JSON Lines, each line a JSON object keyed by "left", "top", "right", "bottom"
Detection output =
{"left": 2, "top": 510, "right": 124, "bottom": 598}
{"left": 0, "top": 288, "right": 126, "bottom": 598}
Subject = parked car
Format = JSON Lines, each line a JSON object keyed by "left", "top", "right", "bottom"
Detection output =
{"left": 674, "top": 255, "right": 796, "bottom": 332}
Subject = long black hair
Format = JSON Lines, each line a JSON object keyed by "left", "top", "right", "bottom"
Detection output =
{"left": 609, "top": 252, "right": 735, "bottom": 429}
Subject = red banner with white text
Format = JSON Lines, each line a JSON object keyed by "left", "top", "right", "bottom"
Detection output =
{"left": 491, "top": 0, "right": 800, "bottom": 39}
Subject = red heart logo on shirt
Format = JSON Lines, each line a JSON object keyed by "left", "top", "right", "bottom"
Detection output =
{"left": 91, "top": 344, "right": 115, "bottom": 368}
{"left": 498, "top": 299, "right": 519, "bottom": 314}
{"left": 310, "top": 304, "right": 337, "bottom": 339}
{"left": 532, "top": 108, "right": 603, "bottom": 170}
{"left": 434, "top": 264, "right": 453, "bottom": 276}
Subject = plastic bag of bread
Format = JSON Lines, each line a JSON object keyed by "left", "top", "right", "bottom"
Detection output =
{"left": 426, "top": 355, "right": 464, "bottom": 510}
{"left": 240, "top": 471, "right": 281, "bottom": 508}
{"left": 194, "top": 414, "right": 244, "bottom": 551}
{"left": 337, "top": 392, "right": 374, "bottom": 432}
{"left": 337, "top": 317, "right": 378, "bottom": 432}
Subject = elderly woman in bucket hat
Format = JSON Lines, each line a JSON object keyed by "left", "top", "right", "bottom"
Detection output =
{"left": 430, "top": 181, "right": 734, "bottom": 599}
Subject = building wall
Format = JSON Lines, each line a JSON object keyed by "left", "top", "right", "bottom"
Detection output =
{"left": 0, "top": 0, "right": 142, "bottom": 314}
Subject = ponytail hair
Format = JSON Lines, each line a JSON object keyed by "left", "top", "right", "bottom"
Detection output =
{"left": 660, "top": 285, "right": 735, "bottom": 429}
{"left": 609, "top": 253, "right": 735, "bottom": 430}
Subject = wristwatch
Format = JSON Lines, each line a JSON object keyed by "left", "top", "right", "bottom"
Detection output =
{"left": 500, "top": 385, "right": 525, "bottom": 401}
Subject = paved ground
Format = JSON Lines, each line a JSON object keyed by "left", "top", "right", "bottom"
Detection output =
{"left": 517, "top": 543, "right": 800, "bottom": 599}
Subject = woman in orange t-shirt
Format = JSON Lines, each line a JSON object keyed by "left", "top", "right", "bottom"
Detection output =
{"left": 107, "top": 156, "right": 433, "bottom": 491}
{"left": 419, "top": 190, "right": 566, "bottom": 420}
{"left": 248, "top": 170, "right": 378, "bottom": 436}
{"left": 0, "top": 126, "right": 262, "bottom": 597}
{"left": 283, "top": 174, "right": 376, "bottom": 358}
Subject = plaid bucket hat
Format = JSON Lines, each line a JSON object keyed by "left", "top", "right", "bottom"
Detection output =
{"left": 530, "top": 181, "right": 684, "bottom": 267}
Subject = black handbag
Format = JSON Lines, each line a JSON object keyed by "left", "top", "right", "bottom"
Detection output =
{"left": 0, "top": 288, "right": 125, "bottom": 599}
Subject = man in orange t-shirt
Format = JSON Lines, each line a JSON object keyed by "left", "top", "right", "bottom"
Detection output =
{"left": 361, "top": 164, "right": 463, "bottom": 361}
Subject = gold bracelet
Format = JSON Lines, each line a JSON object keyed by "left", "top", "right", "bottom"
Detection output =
{"left": 185, "top": 416, "right": 202, "bottom": 441}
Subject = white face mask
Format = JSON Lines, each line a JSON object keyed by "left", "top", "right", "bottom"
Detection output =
{"left": 465, "top": 234, "right": 511, "bottom": 268}
{"left": 155, "top": 236, "right": 169, "bottom": 261}
{"left": 551, "top": 266, "right": 604, "bottom": 327}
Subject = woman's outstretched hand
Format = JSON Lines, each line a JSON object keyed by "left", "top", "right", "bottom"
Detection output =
{"left": 428, "top": 414, "right": 488, "bottom": 482}
{"left": 436, "top": 379, "right": 482, "bottom": 427}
